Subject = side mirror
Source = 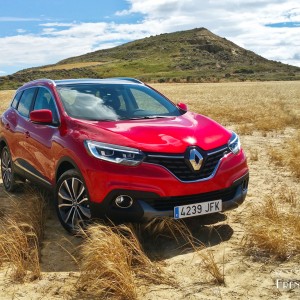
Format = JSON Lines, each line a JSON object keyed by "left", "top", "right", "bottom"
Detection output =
{"left": 177, "top": 102, "right": 188, "bottom": 111}
{"left": 30, "top": 109, "right": 53, "bottom": 124}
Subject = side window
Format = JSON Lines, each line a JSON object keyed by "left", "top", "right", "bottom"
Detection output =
{"left": 11, "top": 91, "right": 23, "bottom": 109}
{"left": 34, "top": 88, "right": 59, "bottom": 124}
{"left": 17, "top": 88, "right": 36, "bottom": 118}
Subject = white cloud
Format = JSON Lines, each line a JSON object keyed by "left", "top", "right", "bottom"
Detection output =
{"left": 16, "top": 29, "right": 27, "bottom": 33}
{"left": 0, "top": 22, "right": 158, "bottom": 71}
{"left": 0, "top": 0, "right": 300, "bottom": 73}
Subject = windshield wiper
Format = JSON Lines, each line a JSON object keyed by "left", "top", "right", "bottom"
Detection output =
{"left": 122, "top": 115, "right": 173, "bottom": 120}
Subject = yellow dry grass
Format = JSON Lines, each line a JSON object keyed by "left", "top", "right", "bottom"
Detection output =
{"left": 268, "top": 130, "right": 300, "bottom": 178}
{"left": 244, "top": 193, "right": 300, "bottom": 261}
{"left": 77, "top": 219, "right": 225, "bottom": 299}
{"left": 142, "top": 217, "right": 196, "bottom": 245}
{"left": 0, "top": 219, "right": 40, "bottom": 281}
{"left": 0, "top": 189, "right": 46, "bottom": 281}
{"left": 198, "top": 249, "right": 225, "bottom": 285}
{"left": 78, "top": 223, "right": 172, "bottom": 299}
{"left": 152, "top": 81, "right": 300, "bottom": 133}
{"left": 0, "top": 90, "right": 14, "bottom": 112}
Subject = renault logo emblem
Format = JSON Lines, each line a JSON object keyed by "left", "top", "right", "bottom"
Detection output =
{"left": 189, "top": 149, "right": 203, "bottom": 171}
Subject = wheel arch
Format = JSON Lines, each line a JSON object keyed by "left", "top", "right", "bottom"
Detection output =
{"left": 0, "top": 138, "right": 8, "bottom": 154}
{"left": 55, "top": 157, "right": 81, "bottom": 182}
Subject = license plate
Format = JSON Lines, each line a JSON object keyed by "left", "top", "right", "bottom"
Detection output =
{"left": 174, "top": 200, "right": 222, "bottom": 219}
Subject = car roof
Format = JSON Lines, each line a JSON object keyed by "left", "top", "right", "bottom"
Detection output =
{"left": 55, "top": 78, "right": 144, "bottom": 86}
{"left": 19, "top": 77, "right": 144, "bottom": 90}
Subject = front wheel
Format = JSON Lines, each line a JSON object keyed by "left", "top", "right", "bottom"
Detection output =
{"left": 55, "top": 169, "right": 92, "bottom": 233}
{"left": 1, "top": 146, "right": 17, "bottom": 192}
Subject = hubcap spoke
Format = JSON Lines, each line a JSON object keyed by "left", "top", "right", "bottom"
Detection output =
{"left": 63, "top": 180, "right": 73, "bottom": 200}
{"left": 58, "top": 203, "right": 72, "bottom": 208}
{"left": 77, "top": 197, "right": 88, "bottom": 205}
{"left": 77, "top": 205, "right": 91, "bottom": 219}
{"left": 2, "top": 160, "right": 7, "bottom": 168}
{"left": 76, "top": 185, "right": 85, "bottom": 200}
{"left": 71, "top": 178, "right": 77, "bottom": 200}
{"left": 76, "top": 208, "right": 85, "bottom": 224}
{"left": 3, "top": 171, "right": 8, "bottom": 184}
{"left": 58, "top": 191, "right": 73, "bottom": 202}
{"left": 71, "top": 207, "right": 77, "bottom": 229}
{"left": 64, "top": 206, "right": 74, "bottom": 223}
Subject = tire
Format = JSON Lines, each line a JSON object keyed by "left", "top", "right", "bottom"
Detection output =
{"left": 1, "top": 145, "right": 18, "bottom": 192}
{"left": 55, "top": 169, "right": 92, "bottom": 234}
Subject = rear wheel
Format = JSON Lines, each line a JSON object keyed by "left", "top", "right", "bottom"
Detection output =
{"left": 55, "top": 169, "right": 92, "bottom": 233}
{"left": 1, "top": 146, "right": 17, "bottom": 192}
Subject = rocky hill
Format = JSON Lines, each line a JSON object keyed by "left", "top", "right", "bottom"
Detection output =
{"left": 1, "top": 27, "right": 299, "bottom": 89}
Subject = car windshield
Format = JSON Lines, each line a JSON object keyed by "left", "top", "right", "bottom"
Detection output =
{"left": 57, "top": 83, "right": 181, "bottom": 121}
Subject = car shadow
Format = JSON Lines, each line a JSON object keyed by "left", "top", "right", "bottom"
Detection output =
{"left": 138, "top": 214, "right": 233, "bottom": 260}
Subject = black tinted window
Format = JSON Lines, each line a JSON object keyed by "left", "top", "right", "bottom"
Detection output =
{"left": 11, "top": 91, "right": 23, "bottom": 109}
{"left": 34, "top": 88, "right": 59, "bottom": 123}
{"left": 17, "top": 88, "right": 36, "bottom": 117}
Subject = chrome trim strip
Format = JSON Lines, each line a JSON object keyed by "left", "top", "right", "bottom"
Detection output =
{"left": 233, "top": 171, "right": 249, "bottom": 185}
{"left": 146, "top": 146, "right": 228, "bottom": 159}
{"left": 147, "top": 154, "right": 184, "bottom": 159}
{"left": 207, "top": 146, "right": 228, "bottom": 156}
{"left": 15, "top": 161, "right": 52, "bottom": 186}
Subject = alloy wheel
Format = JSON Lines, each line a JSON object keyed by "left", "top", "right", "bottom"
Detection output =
{"left": 57, "top": 177, "right": 91, "bottom": 231}
{"left": 1, "top": 147, "right": 13, "bottom": 189}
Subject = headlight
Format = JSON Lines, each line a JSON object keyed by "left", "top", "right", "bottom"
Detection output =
{"left": 228, "top": 132, "right": 241, "bottom": 154}
{"left": 85, "top": 140, "right": 145, "bottom": 166}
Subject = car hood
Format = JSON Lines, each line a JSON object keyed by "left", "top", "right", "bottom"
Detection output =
{"left": 75, "top": 112, "right": 231, "bottom": 153}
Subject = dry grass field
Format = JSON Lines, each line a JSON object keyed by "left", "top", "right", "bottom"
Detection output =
{"left": 0, "top": 81, "right": 300, "bottom": 299}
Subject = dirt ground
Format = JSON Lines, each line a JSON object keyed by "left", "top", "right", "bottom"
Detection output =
{"left": 1, "top": 130, "right": 299, "bottom": 299}
{"left": 0, "top": 83, "right": 300, "bottom": 299}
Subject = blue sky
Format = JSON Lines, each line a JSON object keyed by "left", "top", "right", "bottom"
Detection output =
{"left": 0, "top": 0, "right": 300, "bottom": 75}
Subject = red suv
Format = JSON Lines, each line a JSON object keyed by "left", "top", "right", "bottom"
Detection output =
{"left": 0, "top": 78, "right": 248, "bottom": 232}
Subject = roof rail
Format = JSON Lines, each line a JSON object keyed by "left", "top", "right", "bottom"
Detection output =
{"left": 23, "top": 78, "right": 56, "bottom": 86}
{"left": 108, "top": 77, "right": 144, "bottom": 84}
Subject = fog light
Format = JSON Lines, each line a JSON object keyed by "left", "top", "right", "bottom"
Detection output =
{"left": 242, "top": 179, "right": 249, "bottom": 191}
{"left": 115, "top": 195, "right": 133, "bottom": 208}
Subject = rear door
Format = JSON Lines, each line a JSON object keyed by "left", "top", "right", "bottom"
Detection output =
{"left": 1, "top": 90, "right": 23, "bottom": 157}
{"left": 12, "top": 87, "right": 38, "bottom": 174}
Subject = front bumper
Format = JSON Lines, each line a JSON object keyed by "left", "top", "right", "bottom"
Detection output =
{"left": 90, "top": 172, "right": 249, "bottom": 222}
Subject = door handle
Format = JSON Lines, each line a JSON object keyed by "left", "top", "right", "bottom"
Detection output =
{"left": 25, "top": 131, "right": 30, "bottom": 138}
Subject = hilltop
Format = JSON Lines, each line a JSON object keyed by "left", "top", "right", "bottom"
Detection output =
{"left": 1, "top": 28, "right": 299, "bottom": 89}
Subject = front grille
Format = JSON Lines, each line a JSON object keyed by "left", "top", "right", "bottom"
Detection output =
{"left": 144, "top": 145, "right": 229, "bottom": 182}
{"left": 142, "top": 183, "right": 239, "bottom": 211}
